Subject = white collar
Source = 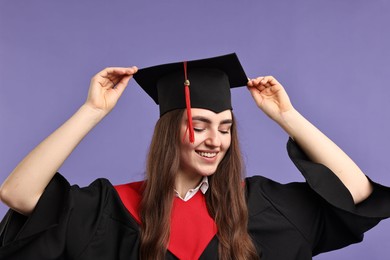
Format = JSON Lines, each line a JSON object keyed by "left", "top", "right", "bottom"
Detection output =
{"left": 174, "top": 176, "right": 209, "bottom": 202}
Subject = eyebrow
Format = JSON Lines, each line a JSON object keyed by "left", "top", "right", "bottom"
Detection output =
{"left": 192, "top": 116, "right": 233, "bottom": 125}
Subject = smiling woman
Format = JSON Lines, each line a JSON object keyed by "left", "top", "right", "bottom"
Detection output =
{"left": 0, "top": 53, "right": 390, "bottom": 260}
{"left": 178, "top": 109, "right": 233, "bottom": 181}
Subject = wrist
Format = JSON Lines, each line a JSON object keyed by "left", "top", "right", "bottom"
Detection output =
{"left": 78, "top": 104, "right": 107, "bottom": 125}
{"left": 277, "top": 108, "right": 303, "bottom": 138}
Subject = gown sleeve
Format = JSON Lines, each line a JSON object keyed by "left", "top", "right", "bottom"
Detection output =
{"left": 0, "top": 173, "right": 114, "bottom": 259}
{"left": 271, "top": 138, "right": 390, "bottom": 255}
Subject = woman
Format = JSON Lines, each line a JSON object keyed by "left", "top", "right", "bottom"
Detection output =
{"left": 0, "top": 53, "right": 389, "bottom": 259}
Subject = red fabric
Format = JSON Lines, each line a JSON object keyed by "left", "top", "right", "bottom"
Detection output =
{"left": 114, "top": 181, "right": 143, "bottom": 223}
{"left": 184, "top": 85, "right": 194, "bottom": 143}
{"left": 114, "top": 182, "right": 217, "bottom": 259}
{"left": 183, "top": 61, "right": 195, "bottom": 143}
{"left": 169, "top": 192, "right": 217, "bottom": 259}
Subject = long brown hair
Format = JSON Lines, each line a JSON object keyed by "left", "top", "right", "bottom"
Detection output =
{"left": 140, "top": 109, "right": 259, "bottom": 259}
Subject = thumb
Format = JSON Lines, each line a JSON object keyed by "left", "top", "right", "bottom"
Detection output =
{"left": 113, "top": 66, "right": 138, "bottom": 97}
{"left": 247, "top": 85, "right": 265, "bottom": 107}
{"left": 114, "top": 74, "right": 133, "bottom": 97}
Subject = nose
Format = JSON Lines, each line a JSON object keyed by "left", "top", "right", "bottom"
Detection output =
{"left": 204, "top": 129, "right": 221, "bottom": 148}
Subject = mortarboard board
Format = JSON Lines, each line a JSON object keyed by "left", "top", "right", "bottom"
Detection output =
{"left": 133, "top": 53, "right": 248, "bottom": 143}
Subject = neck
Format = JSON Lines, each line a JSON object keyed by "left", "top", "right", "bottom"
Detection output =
{"left": 175, "top": 171, "right": 203, "bottom": 198}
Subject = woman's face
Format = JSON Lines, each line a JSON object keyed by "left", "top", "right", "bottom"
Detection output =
{"left": 178, "top": 108, "right": 232, "bottom": 178}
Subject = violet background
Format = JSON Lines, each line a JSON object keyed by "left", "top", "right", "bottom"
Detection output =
{"left": 1, "top": 0, "right": 389, "bottom": 259}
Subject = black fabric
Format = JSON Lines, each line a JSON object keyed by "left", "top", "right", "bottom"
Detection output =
{"left": 1, "top": 139, "right": 389, "bottom": 260}
{"left": 133, "top": 53, "right": 248, "bottom": 116}
{"left": 157, "top": 68, "right": 233, "bottom": 115}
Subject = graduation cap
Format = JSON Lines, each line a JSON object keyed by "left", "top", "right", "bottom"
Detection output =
{"left": 133, "top": 53, "right": 248, "bottom": 143}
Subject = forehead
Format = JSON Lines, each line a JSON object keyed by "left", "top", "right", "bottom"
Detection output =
{"left": 183, "top": 108, "right": 232, "bottom": 121}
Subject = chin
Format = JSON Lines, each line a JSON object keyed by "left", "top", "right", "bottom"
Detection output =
{"left": 197, "top": 168, "right": 218, "bottom": 177}
{"left": 198, "top": 172, "right": 215, "bottom": 177}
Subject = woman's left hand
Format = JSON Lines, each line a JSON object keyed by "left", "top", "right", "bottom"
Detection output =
{"left": 247, "top": 76, "right": 294, "bottom": 123}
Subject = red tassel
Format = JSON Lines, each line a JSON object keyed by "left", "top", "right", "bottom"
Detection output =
{"left": 183, "top": 61, "right": 194, "bottom": 143}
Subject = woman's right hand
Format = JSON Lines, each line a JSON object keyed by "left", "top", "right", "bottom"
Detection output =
{"left": 0, "top": 66, "right": 138, "bottom": 215}
{"left": 85, "top": 66, "right": 138, "bottom": 115}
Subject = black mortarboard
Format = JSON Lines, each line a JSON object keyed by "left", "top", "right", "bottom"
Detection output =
{"left": 133, "top": 53, "right": 248, "bottom": 143}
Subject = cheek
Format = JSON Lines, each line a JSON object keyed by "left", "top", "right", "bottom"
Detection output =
{"left": 222, "top": 135, "right": 232, "bottom": 150}
{"left": 180, "top": 141, "right": 196, "bottom": 156}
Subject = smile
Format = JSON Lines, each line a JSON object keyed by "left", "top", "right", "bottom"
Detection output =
{"left": 196, "top": 151, "right": 218, "bottom": 158}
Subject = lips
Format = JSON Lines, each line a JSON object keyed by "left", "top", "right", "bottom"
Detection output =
{"left": 196, "top": 151, "right": 218, "bottom": 158}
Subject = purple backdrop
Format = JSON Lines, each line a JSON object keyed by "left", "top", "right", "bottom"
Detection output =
{"left": 1, "top": 1, "right": 389, "bottom": 259}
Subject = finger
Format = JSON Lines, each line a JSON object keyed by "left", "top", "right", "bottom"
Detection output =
{"left": 247, "top": 78, "right": 253, "bottom": 87}
{"left": 262, "top": 76, "right": 280, "bottom": 87}
{"left": 113, "top": 66, "right": 138, "bottom": 91}
{"left": 104, "top": 66, "right": 138, "bottom": 75}
{"left": 114, "top": 74, "right": 133, "bottom": 96}
{"left": 248, "top": 77, "right": 265, "bottom": 87}
{"left": 253, "top": 77, "right": 270, "bottom": 92}
{"left": 103, "top": 67, "right": 138, "bottom": 87}
{"left": 126, "top": 66, "right": 138, "bottom": 75}
{"left": 100, "top": 66, "right": 138, "bottom": 82}
{"left": 246, "top": 85, "right": 264, "bottom": 104}
{"left": 247, "top": 84, "right": 266, "bottom": 96}
{"left": 261, "top": 76, "right": 272, "bottom": 85}
{"left": 256, "top": 77, "right": 271, "bottom": 90}
{"left": 246, "top": 85, "right": 258, "bottom": 96}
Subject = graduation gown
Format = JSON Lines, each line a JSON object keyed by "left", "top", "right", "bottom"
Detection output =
{"left": 1, "top": 139, "right": 389, "bottom": 260}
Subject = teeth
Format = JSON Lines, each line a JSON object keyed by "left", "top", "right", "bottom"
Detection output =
{"left": 197, "top": 152, "right": 217, "bottom": 158}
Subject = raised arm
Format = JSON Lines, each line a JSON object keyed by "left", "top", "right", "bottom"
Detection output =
{"left": 247, "top": 76, "right": 373, "bottom": 204}
{"left": 0, "top": 66, "right": 138, "bottom": 215}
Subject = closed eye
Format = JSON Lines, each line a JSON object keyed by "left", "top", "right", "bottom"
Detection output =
{"left": 219, "top": 129, "right": 230, "bottom": 134}
{"left": 194, "top": 127, "right": 205, "bottom": 132}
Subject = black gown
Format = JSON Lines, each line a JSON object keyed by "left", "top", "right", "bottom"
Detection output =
{"left": 1, "top": 139, "right": 389, "bottom": 260}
